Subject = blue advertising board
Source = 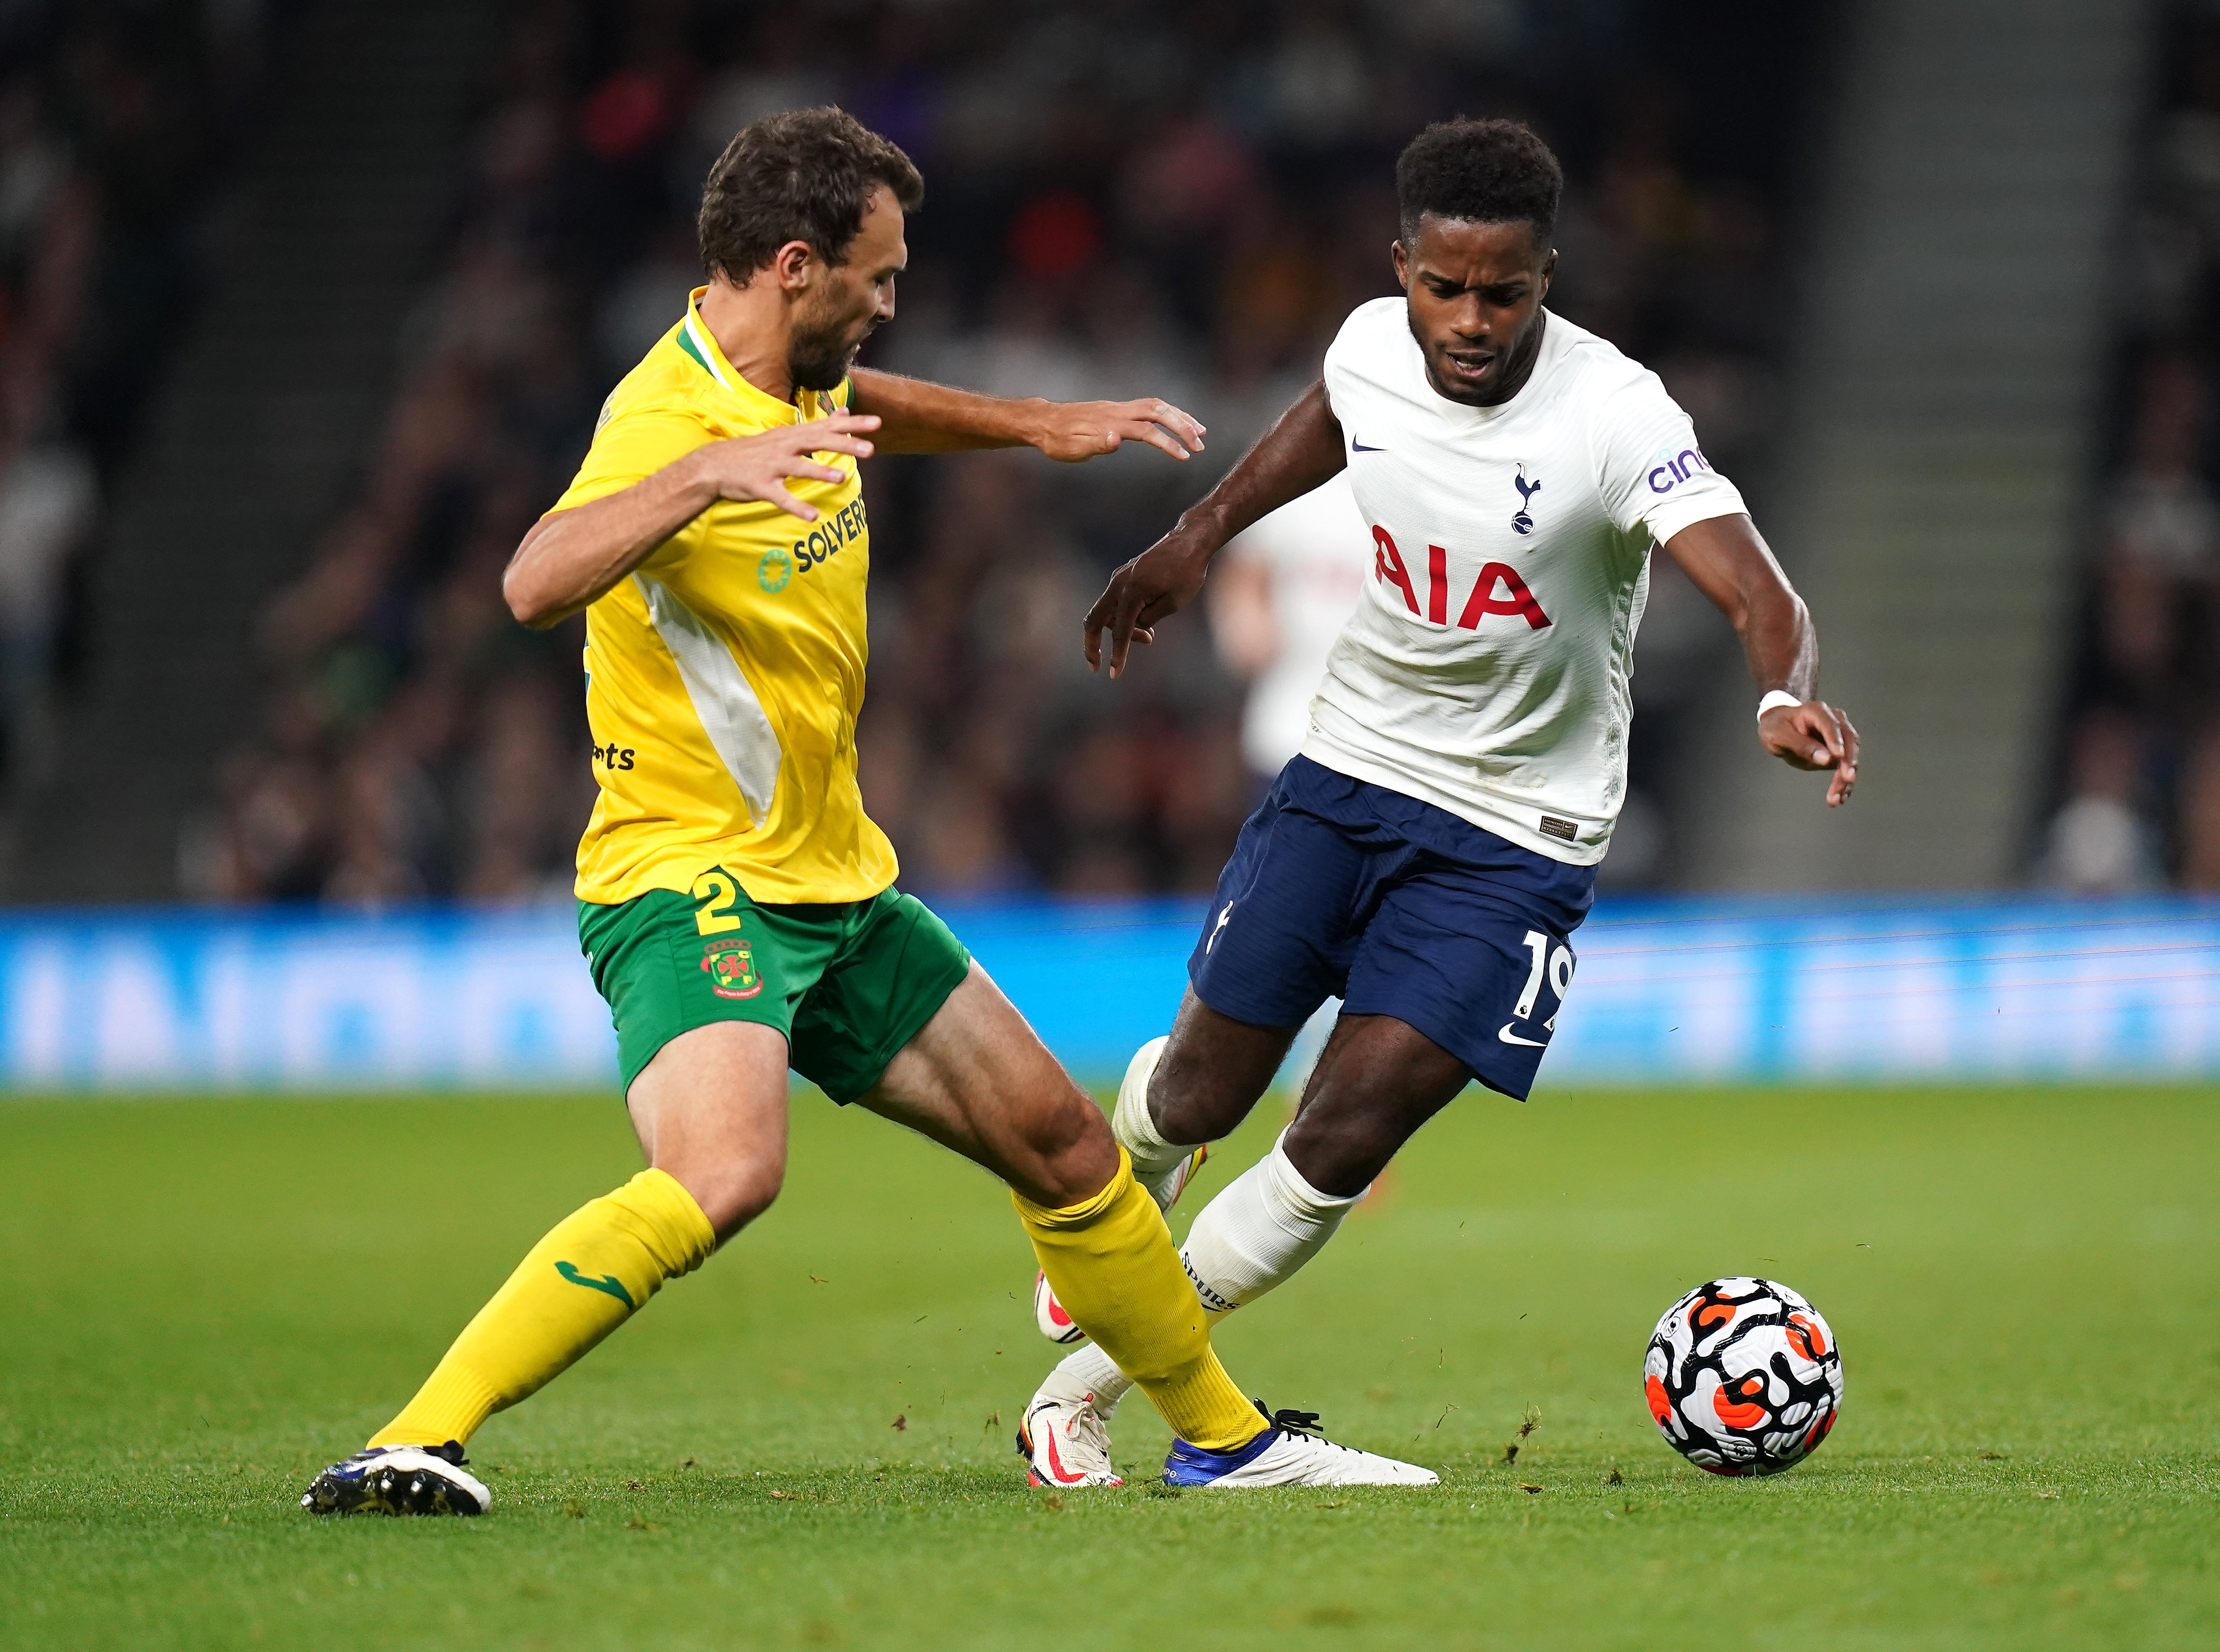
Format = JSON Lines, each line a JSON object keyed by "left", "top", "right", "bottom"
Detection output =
{"left": 0, "top": 896, "right": 2212, "bottom": 1090}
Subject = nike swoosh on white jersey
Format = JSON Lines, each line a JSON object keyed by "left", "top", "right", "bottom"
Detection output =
{"left": 1497, "top": 1023, "right": 1547, "bottom": 1047}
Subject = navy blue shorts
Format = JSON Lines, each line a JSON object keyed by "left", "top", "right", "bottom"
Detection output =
{"left": 1189, "top": 756, "right": 1598, "bottom": 1100}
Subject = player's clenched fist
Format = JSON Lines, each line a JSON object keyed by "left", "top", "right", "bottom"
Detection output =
{"left": 1760, "top": 699, "right": 1861, "bottom": 807}
{"left": 688, "top": 413, "right": 881, "bottom": 522}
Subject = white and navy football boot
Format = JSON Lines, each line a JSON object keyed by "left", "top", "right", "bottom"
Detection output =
{"left": 300, "top": 1442, "right": 492, "bottom": 1516}
{"left": 1136, "top": 1140, "right": 1208, "bottom": 1211}
{"left": 1033, "top": 1143, "right": 1208, "bottom": 1344}
{"left": 1016, "top": 1390, "right": 1124, "bottom": 1487}
{"left": 1163, "top": 1403, "right": 1438, "bottom": 1488}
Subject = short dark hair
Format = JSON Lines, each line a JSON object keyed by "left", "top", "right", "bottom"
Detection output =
{"left": 697, "top": 106, "right": 924, "bottom": 281}
{"left": 1394, "top": 118, "right": 1561, "bottom": 250}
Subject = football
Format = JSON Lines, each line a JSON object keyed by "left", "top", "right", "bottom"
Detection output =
{"left": 1644, "top": 1277, "right": 1844, "bottom": 1476}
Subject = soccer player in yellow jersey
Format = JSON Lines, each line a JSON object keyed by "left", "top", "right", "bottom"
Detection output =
{"left": 301, "top": 109, "right": 1430, "bottom": 1515}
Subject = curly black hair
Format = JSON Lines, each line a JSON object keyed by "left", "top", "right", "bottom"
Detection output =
{"left": 1394, "top": 118, "right": 1562, "bottom": 249}
{"left": 698, "top": 106, "right": 924, "bottom": 281}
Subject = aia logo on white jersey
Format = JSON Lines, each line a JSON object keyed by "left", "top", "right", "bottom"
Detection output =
{"left": 1372, "top": 526, "right": 1552, "bottom": 631}
{"left": 1512, "top": 464, "right": 1541, "bottom": 535}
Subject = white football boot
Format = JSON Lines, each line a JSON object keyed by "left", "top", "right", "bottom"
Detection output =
{"left": 300, "top": 1442, "right": 491, "bottom": 1515}
{"left": 1144, "top": 1140, "right": 1208, "bottom": 1209}
{"left": 1016, "top": 1390, "right": 1124, "bottom": 1487}
{"left": 1163, "top": 1404, "right": 1438, "bottom": 1488}
{"left": 1034, "top": 1267, "right": 1088, "bottom": 1345}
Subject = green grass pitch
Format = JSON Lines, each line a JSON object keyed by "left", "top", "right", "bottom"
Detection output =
{"left": 3, "top": 1083, "right": 2216, "bottom": 1650}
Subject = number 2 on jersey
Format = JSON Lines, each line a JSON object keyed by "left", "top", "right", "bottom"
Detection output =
{"left": 692, "top": 871, "right": 742, "bottom": 935}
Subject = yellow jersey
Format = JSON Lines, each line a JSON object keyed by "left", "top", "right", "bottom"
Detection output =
{"left": 552, "top": 289, "right": 898, "bottom": 907}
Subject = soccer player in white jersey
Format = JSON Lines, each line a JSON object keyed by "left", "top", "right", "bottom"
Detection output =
{"left": 1017, "top": 117, "right": 1859, "bottom": 1488}
{"left": 1209, "top": 471, "right": 1371, "bottom": 791}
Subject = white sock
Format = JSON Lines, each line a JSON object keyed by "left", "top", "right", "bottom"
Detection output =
{"left": 1040, "top": 1129, "right": 1360, "bottom": 1418}
{"left": 1110, "top": 1036, "right": 1187, "bottom": 1183}
{"left": 1039, "top": 1339, "right": 1129, "bottom": 1412}
{"left": 1179, "top": 1127, "right": 1360, "bottom": 1314}
{"left": 1282, "top": 996, "right": 1341, "bottom": 1102}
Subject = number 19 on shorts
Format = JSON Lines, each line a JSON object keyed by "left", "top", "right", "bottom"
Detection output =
{"left": 1504, "top": 929, "right": 1574, "bottom": 1044}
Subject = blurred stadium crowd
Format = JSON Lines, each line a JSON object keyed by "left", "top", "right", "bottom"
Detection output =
{"left": 0, "top": 0, "right": 272, "bottom": 790}
{"left": 10, "top": 1, "right": 1818, "bottom": 904}
{"left": 2047, "top": 0, "right": 2220, "bottom": 892}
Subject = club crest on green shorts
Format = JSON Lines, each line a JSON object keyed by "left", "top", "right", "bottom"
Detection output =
{"left": 700, "top": 936, "right": 762, "bottom": 999}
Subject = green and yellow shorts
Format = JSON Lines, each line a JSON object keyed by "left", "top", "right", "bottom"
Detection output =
{"left": 578, "top": 872, "right": 973, "bottom": 1101}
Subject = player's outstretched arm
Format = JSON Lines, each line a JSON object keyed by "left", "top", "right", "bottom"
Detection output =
{"left": 1662, "top": 512, "right": 1860, "bottom": 807}
{"left": 1083, "top": 378, "right": 1346, "bottom": 677}
{"left": 848, "top": 368, "right": 1204, "bottom": 463}
{"left": 502, "top": 416, "right": 880, "bottom": 628}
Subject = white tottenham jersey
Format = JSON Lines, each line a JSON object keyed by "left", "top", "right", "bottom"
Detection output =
{"left": 1303, "top": 299, "right": 1745, "bottom": 865}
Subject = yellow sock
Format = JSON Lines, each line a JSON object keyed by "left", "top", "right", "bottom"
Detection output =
{"left": 371, "top": 1169, "right": 716, "bottom": 1448}
{"left": 1013, "top": 1150, "right": 1264, "bottom": 1453}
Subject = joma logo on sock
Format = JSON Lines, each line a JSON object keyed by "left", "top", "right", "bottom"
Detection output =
{"left": 555, "top": 1260, "right": 635, "bottom": 1309}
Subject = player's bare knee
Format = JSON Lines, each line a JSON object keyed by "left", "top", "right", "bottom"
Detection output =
{"left": 1278, "top": 1110, "right": 1376, "bottom": 1199}
{"left": 1282, "top": 1067, "right": 1406, "bottom": 1194}
{"left": 1019, "top": 1091, "right": 1118, "bottom": 1208}
{"left": 1150, "top": 1041, "right": 1262, "bottom": 1145}
{"left": 674, "top": 1155, "right": 784, "bottom": 1241}
{"left": 1149, "top": 1080, "right": 1233, "bottom": 1147}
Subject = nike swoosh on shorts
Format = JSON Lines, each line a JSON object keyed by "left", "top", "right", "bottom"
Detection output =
{"left": 1497, "top": 1023, "right": 1547, "bottom": 1047}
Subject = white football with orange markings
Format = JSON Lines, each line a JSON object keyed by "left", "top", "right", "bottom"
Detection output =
{"left": 1644, "top": 1277, "right": 1843, "bottom": 1476}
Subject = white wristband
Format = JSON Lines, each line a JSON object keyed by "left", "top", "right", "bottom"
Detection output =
{"left": 1757, "top": 690, "right": 1802, "bottom": 720}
